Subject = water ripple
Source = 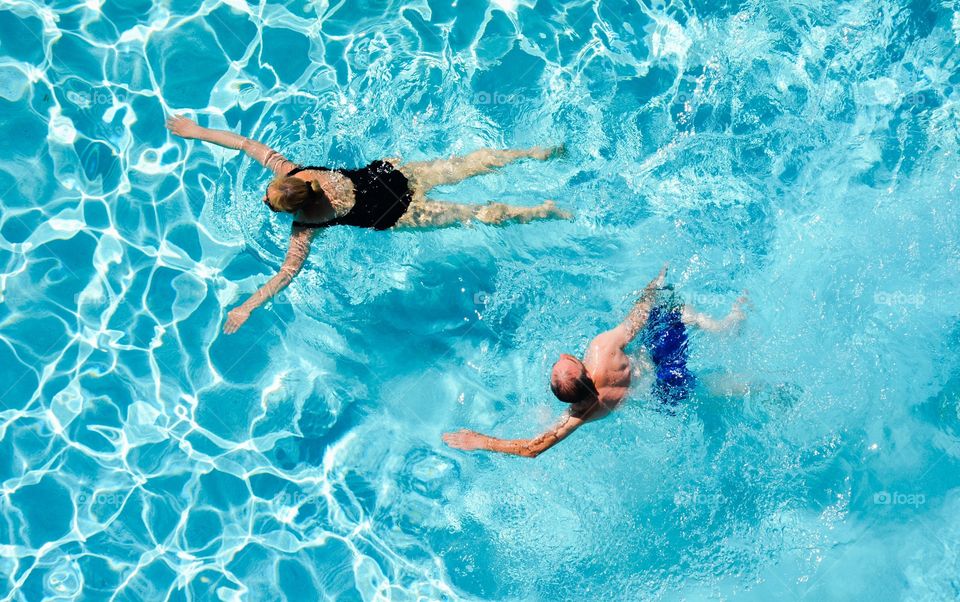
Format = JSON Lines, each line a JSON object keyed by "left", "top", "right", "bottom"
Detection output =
{"left": 1, "top": 0, "right": 959, "bottom": 599}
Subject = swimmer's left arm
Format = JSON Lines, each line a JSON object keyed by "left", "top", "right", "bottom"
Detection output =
{"left": 224, "top": 227, "right": 315, "bottom": 334}
{"left": 166, "top": 114, "right": 297, "bottom": 176}
{"left": 442, "top": 412, "right": 585, "bottom": 458}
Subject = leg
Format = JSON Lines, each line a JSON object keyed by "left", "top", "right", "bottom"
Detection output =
{"left": 699, "top": 371, "right": 752, "bottom": 397}
{"left": 697, "top": 370, "right": 803, "bottom": 411}
{"left": 681, "top": 295, "right": 748, "bottom": 333}
{"left": 397, "top": 146, "right": 563, "bottom": 194}
{"left": 393, "top": 199, "right": 571, "bottom": 229}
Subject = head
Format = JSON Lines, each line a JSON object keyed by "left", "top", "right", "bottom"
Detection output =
{"left": 263, "top": 176, "right": 324, "bottom": 214}
{"left": 550, "top": 353, "right": 598, "bottom": 404}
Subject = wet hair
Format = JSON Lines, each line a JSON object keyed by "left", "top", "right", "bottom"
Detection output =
{"left": 265, "top": 176, "right": 325, "bottom": 214}
{"left": 550, "top": 359, "right": 598, "bottom": 404}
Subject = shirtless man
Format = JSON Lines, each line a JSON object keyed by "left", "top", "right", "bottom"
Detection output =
{"left": 442, "top": 265, "right": 746, "bottom": 458}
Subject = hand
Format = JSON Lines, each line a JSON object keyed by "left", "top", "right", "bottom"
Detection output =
{"left": 731, "top": 290, "right": 750, "bottom": 322}
{"left": 647, "top": 262, "right": 669, "bottom": 291}
{"left": 166, "top": 114, "right": 202, "bottom": 139}
{"left": 224, "top": 306, "right": 251, "bottom": 334}
{"left": 442, "top": 429, "right": 485, "bottom": 451}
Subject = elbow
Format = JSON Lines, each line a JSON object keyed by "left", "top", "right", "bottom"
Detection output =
{"left": 519, "top": 436, "right": 560, "bottom": 458}
{"left": 278, "top": 265, "right": 301, "bottom": 285}
{"left": 521, "top": 446, "right": 544, "bottom": 459}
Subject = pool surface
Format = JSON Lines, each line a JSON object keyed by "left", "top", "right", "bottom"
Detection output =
{"left": 1, "top": 0, "right": 959, "bottom": 599}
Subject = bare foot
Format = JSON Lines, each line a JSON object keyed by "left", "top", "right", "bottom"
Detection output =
{"left": 514, "top": 200, "right": 572, "bottom": 223}
{"left": 528, "top": 145, "right": 565, "bottom": 160}
{"left": 538, "top": 200, "right": 572, "bottom": 220}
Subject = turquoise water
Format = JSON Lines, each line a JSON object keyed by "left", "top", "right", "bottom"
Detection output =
{"left": 2, "top": 0, "right": 960, "bottom": 599}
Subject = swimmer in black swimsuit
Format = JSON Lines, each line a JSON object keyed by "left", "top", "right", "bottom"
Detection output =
{"left": 166, "top": 115, "right": 569, "bottom": 334}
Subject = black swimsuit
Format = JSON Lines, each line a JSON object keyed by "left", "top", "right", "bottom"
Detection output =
{"left": 289, "top": 160, "right": 412, "bottom": 230}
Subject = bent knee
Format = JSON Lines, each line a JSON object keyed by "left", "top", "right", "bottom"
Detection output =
{"left": 474, "top": 202, "right": 510, "bottom": 223}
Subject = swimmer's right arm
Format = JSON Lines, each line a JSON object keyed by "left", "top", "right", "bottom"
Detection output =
{"left": 224, "top": 227, "right": 315, "bottom": 335}
{"left": 442, "top": 412, "right": 585, "bottom": 458}
{"left": 166, "top": 114, "right": 297, "bottom": 176}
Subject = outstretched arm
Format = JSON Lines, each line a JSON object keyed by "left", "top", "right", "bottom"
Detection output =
{"left": 443, "top": 411, "right": 585, "bottom": 458}
{"left": 166, "top": 114, "right": 298, "bottom": 176}
{"left": 224, "top": 226, "right": 315, "bottom": 334}
{"left": 607, "top": 263, "right": 668, "bottom": 347}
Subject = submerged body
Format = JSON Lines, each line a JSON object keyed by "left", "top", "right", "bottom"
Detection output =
{"left": 443, "top": 267, "right": 746, "bottom": 458}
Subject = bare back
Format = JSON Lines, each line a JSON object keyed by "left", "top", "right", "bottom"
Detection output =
{"left": 576, "top": 331, "right": 634, "bottom": 420}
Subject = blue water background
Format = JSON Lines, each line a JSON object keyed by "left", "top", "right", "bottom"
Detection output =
{"left": 1, "top": 0, "right": 959, "bottom": 599}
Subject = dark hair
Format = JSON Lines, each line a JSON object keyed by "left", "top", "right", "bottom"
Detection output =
{"left": 265, "top": 176, "right": 324, "bottom": 213}
{"left": 550, "top": 365, "right": 598, "bottom": 404}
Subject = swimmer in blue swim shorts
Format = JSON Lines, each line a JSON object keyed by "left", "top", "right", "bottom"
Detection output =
{"left": 639, "top": 285, "right": 746, "bottom": 405}
{"left": 443, "top": 264, "right": 746, "bottom": 458}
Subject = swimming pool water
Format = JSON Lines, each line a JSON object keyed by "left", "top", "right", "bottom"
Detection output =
{"left": 1, "top": 0, "right": 959, "bottom": 599}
